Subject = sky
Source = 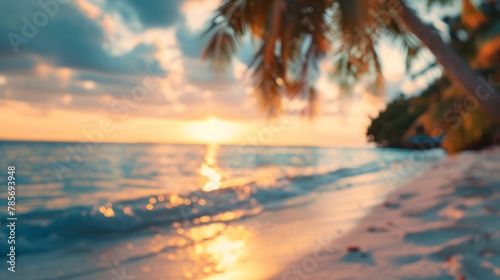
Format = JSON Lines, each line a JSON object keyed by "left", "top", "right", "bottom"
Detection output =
{"left": 0, "top": 0, "right": 438, "bottom": 147}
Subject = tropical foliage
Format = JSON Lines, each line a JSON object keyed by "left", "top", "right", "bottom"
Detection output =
{"left": 367, "top": 82, "right": 440, "bottom": 148}
{"left": 201, "top": 0, "right": 500, "bottom": 119}
{"left": 368, "top": 2, "right": 500, "bottom": 153}
{"left": 202, "top": 0, "right": 418, "bottom": 116}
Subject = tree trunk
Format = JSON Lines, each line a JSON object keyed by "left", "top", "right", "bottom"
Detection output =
{"left": 393, "top": 0, "right": 500, "bottom": 122}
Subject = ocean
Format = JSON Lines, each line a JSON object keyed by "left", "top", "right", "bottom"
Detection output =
{"left": 0, "top": 141, "right": 446, "bottom": 279}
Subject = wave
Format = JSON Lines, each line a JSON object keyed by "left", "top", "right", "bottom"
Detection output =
{"left": 0, "top": 152, "right": 442, "bottom": 255}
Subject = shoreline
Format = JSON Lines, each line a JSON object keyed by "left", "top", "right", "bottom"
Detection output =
{"left": 1, "top": 146, "right": 490, "bottom": 280}
{"left": 272, "top": 146, "right": 500, "bottom": 280}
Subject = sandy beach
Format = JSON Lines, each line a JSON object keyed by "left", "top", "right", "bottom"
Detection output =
{"left": 273, "top": 146, "right": 500, "bottom": 280}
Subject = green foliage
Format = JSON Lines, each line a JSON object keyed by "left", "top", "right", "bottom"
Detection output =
{"left": 367, "top": 1, "right": 500, "bottom": 153}
{"left": 366, "top": 82, "right": 438, "bottom": 147}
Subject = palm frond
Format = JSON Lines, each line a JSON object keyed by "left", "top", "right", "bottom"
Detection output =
{"left": 201, "top": 0, "right": 488, "bottom": 118}
{"left": 284, "top": 0, "right": 331, "bottom": 115}
{"left": 251, "top": 57, "right": 285, "bottom": 116}
{"left": 381, "top": 5, "right": 421, "bottom": 70}
{"left": 201, "top": 0, "right": 253, "bottom": 70}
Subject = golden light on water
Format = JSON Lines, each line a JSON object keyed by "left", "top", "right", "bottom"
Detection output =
{"left": 182, "top": 224, "right": 251, "bottom": 278}
{"left": 205, "top": 236, "right": 246, "bottom": 272}
{"left": 122, "top": 206, "right": 133, "bottom": 216}
{"left": 99, "top": 206, "right": 115, "bottom": 217}
{"left": 200, "top": 144, "right": 225, "bottom": 192}
{"left": 200, "top": 164, "right": 223, "bottom": 191}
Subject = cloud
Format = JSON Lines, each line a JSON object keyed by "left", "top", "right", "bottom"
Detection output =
{"left": 106, "top": 0, "right": 185, "bottom": 29}
{"left": 0, "top": 1, "right": 161, "bottom": 74}
{"left": 0, "top": 55, "right": 37, "bottom": 73}
{"left": 175, "top": 24, "right": 204, "bottom": 58}
{"left": 0, "top": 0, "right": 378, "bottom": 125}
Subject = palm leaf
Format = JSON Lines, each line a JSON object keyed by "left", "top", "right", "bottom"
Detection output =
{"left": 201, "top": 0, "right": 488, "bottom": 118}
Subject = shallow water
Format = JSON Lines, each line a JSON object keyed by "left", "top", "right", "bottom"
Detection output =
{"left": 0, "top": 141, "right": 446, "bottom": 279}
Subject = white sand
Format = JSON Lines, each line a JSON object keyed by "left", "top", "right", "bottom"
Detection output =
{"left": 273, "top": 146, "right": 500, "bottom": 280}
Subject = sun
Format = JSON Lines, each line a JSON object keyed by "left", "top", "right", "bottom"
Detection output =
{"left": 183, "top": 117, "right": 242, "bottom": 144}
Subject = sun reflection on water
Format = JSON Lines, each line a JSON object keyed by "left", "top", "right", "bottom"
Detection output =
{"left": 98, "top": 205, "right": 115, "bottom": 217}
{"left": 183, "top": 223, "right": 251, "bottom": 278}
{"left": 199, "top": 144, "right": 225, "bottom": 192}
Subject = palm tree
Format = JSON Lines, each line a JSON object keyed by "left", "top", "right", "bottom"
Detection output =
{"left": 405, "top": 2, "right": 500, "bottom": 153}
{"left": 201, "top": 0, "right": 500, "bottom": 121}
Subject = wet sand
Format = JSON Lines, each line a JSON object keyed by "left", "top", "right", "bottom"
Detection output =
{"left": 273, "top": 146, "right": 500, "bottom": 280}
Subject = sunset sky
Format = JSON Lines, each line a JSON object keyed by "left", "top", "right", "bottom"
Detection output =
{"left": 0, "top": 0, "right": 440, "bottom": 146}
